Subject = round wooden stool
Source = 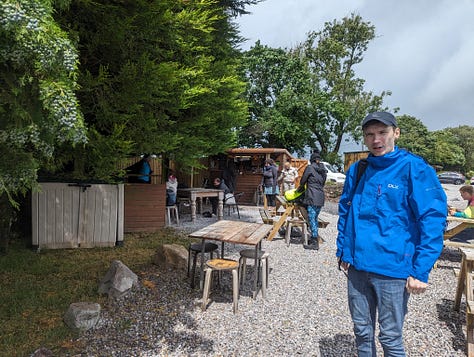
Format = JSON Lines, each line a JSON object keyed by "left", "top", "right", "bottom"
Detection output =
{"left": 284, "top": 217, "right": 308, "bottom": 246}
{"left": 239, "top": 249, "right": 270, "bottom": 298}
{"left": 202, "top": 258, "right": 240, "bottom": 314}
{"left": 188, "top": 242, "right": 219, "bottom": 288}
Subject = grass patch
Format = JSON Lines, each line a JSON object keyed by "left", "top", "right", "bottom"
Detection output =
{"left": 0, "top": 228, "right": 191, "bottom": 357}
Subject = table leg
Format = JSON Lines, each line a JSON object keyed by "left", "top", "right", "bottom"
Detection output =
{"left": 217, "top": 195, "right": 224, "bottom": 220}
{"left": 191, "top": 198, "right": 197, "bottom": 223}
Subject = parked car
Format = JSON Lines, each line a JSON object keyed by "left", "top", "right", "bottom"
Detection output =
{"left": 437, "top": 171, "right": 465, "bottom": 185}
{"left": 322, "top": 161, "right": 346, "bottom": 183}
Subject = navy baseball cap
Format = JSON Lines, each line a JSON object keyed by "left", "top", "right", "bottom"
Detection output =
{"left": 362, "top": 112, "right": 397, "bottom": 128}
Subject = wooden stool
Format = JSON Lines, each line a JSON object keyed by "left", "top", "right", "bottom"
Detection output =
{"left": 166, "top": 205, "right": 179, "bottom": 226}
{"left": 239, "top": 249, "right": 269, "bottom": 298}
{"left": 202, "top": 258, "right": 240, "bottom": 314}
{"left": 187, "top": 242, "right": 219, "bottom": 288}
{"left": 284, "top": 217, "right": 308, "bottom": 246}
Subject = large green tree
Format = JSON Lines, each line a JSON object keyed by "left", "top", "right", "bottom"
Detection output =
{"left": 240, "top": 42, "right": 315, "bottom": 154}
{"left": 396, "top": 115, "right": 434, "bottom": 159}
{"left": 0, "top": 0, "right": 86, "bottom": 197}
{"left": 396, "top": 115, "right": 464, "bottom": 168}
{"left": 443, "top": 125, "right": 474, "bottom": 173}
{"left": 300, "top": 14, "right": 389, "bottom": 161}
{"left": 51, "top": 0, "right": 251, "bottom": 179}
{"left": 240, "top": 14, "right": 389, "bottom": 163}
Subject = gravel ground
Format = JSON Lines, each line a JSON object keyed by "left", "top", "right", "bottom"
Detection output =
{"left": 78, "top": 184, "right": 471, "bottom": 356}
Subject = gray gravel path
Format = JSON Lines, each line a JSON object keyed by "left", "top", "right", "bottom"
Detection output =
{"left": 79, "top": 184, "right": 470, "bottom": 356}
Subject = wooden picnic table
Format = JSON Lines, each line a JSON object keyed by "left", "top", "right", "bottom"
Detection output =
{"left": 178, "top": 188, "right": 224, "bottom": 223}
{"left": 189, "top": 220, "right": 273, "bottom": 298}
{"left": 444, "top": 216, "right": 474, "bottom": 248}
{"left": 453, "top": 247, "right": 474, "bottom": 356}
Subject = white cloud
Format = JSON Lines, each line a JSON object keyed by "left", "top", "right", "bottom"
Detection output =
{"left": 237, "top": 0, "right": 474, "bottom": 130}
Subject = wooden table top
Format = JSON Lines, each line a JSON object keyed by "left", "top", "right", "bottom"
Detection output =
{"left": 189, "top": 220, "right": 272, "bottom": 246}
{"left": 447, "top": 216, "right": 474, "bottom": 223}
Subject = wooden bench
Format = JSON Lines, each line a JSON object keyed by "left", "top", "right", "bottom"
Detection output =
{"left": 266, "top": 196, "right": 329, "bottom": 241}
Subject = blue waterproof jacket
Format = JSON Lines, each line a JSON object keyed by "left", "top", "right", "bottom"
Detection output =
{"left": 336, "top": 148, "right": 447, "bottom": 283}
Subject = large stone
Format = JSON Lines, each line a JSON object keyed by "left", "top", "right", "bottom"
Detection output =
{"left": 98, "top": 260, "right": 138, "bottom": 298}
{"left": 63, "top": 302, "right": 100, "bottom": 332}
{"left": 153, "top": 244, "right": 188, "bottom": 271}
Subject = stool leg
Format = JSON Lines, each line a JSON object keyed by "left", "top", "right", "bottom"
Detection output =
{"left": 187, "top": 249, "right": 191, "bottom": 277}
{"left": 190, "top": 252, "right": 198, "bottom": 288}
{"left": 232, "top": 268, "right": 239, "bottom": 314}
{"left": 241, "top": 256, "right": 247, "bottom": 287}
{"left": 285, "top": 222, "right": 292, "bottom": 246}
{"left": 265, "top": 256, "right": 269, "bottom": 289}
{"left": 239, "top": 257, "right": 244, "bottom": 287}
{"left": 202, "top": 268, "right": 212, "bottom": 311}
{"left": 302, "top": 223, "right": 308, "bottom": 245}
{"left": 167, "top": 208, "right": 171, "bottom": 226}
{"left": 174, "top": 206, "right": 179, "bottom": 225}
{"left": 261, "top": 258, "right": 267, "bottom": 299}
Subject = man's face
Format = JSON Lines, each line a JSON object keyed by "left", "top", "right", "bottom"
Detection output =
{"left": 213, "top": 179, "right": 219, "bottom": 187}
{"left": 363, "top": 122, "right": 400, "bottom": 157}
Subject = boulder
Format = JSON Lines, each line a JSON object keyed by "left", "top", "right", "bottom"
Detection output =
{"left": 63, "top": 302, "right": 100, "bottom": 332}
{"left": 153, "top": 244, "right": 188, "bottom": 271}
{"left": 98, "top": 260, "right": 138, "bottom": 298}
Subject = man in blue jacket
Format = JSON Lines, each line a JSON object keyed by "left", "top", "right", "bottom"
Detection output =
{"left": 336, "top": 112, "right": 447, "bottom": 356}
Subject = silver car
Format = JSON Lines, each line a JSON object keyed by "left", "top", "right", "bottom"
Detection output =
{"left": 437, "top": 171, "right": 465, "bottom": 185}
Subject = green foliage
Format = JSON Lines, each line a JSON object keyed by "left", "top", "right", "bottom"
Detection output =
{"left": 442, "top": 125, "right": 474, "bottom": 173}
{"left": 430, "top": 130, "right": 465, "bottom": 168}
{"left": 396, "top": 115, "right": 434, "bottom": 159}
{"left": 240, "top": 14, "right": 390, "bottom": 162}
{"left": 240, "top": 42, "right": 313, "bottom": 152}
{"left": 396, "top": 115, "right": 467, "bottom": 169}
{"left": 0, "top": 0, "right": 87, "bottom": 197}
{"left": 50, "top": 0, "right": 248, "bottom": 179}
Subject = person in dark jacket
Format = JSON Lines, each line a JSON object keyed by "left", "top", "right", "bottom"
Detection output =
{"left": 297, "top": 151, "right": 327, "bottom": 250}
{"left": 210, "top": 177, "right": 230, "bottom": 216}
{"left": 260, "top": 158, "right": 279, "bottom": 207}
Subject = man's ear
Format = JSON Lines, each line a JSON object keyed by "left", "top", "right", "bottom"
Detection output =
{"left": 394, "top": 127, "right": 401, "bottom": 139}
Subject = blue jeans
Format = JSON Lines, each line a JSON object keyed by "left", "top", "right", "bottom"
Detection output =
{"left": 307, "top": 205, "right": 321, "bottom": 239}
{"left": 347, "top": 267, "right": 408, "bottom": 357}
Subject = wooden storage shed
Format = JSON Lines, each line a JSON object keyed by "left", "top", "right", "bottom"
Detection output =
{"left": 32, "top": 182, "right": 124, "bottom": 249}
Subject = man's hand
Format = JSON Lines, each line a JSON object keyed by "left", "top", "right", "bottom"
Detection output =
{"left": 406, "top": 276, "right": 428, "bottom": 294}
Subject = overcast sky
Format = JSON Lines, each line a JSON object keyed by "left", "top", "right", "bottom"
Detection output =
{"left": 236, "top": 0, "right": 474, "bottom": 139}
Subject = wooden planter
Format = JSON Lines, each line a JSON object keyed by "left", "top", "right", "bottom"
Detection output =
{"left": 124, "top": 183, "right": 166, "bottom": 232}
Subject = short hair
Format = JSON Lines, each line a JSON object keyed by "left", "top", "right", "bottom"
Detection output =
{"left": 265, "top": 159, "right": 274, "bottom": 165}
{"left": 460, "top": 185, "right": 473, "bottom": 195}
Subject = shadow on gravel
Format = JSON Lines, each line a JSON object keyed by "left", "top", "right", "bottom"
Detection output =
{"left": 319, "top": 333, "right": 356, "bottom": 356}
{"left": 436, "top": 298, "right": 466, "bottom": 354}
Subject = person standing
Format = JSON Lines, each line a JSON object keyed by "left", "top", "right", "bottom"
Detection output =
{"left": 278, "top": 161, "right": 299, "bottom": 194}
{"left": 260, "top": 158, "right": 279, "bottom": 207}
{"left": 336, "top": 112, "right": 447, "bottom": 356}
{"left": 297, "top": 151, "right": 327, "bottom": 250}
